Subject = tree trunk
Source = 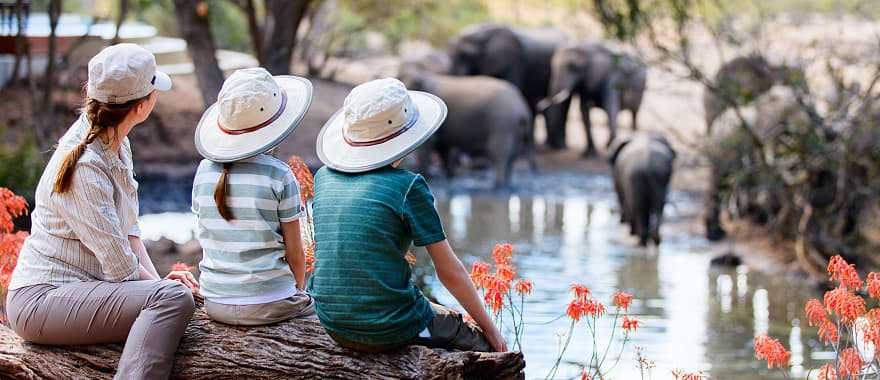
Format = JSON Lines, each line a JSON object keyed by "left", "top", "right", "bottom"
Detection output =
{"left": 9, "top": 0, "right": 26, "bottom": 86}
{"left": 0, "top": 309, "right": 525, "bottom": 379}
{"left": 261, "top": 0, "right": 310, "bottom": 75}
{"left": 172, "top": 0, "right": 224, "bottom": 108}
{"left": 240, "top": 0, "right": 262, "bottom": 66}
{"left": 111, "top": 0, "right": 129, "bottom": 45}
{"left": 34, "top": 0, "right": 62, "bottom": 150}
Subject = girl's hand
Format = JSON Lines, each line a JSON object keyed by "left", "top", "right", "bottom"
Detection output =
{"left": 485, "top": 327, "right": 508, "bottom": 352}
{"left": 166, "top": 270, "right": 200, "bottom": 294}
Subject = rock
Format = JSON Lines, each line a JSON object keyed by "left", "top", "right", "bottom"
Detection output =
{"left": 0, "top": 309, "right": 525, "bottom": 379}
{"left": 145, "top": 239, "right": 203, "bottom": 278}
{"left": 709, "top": 252, "right": 743, "bottom": 267}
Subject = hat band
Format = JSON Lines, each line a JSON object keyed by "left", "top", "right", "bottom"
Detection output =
{"left": 343, "top": 106, "right": 420, "bottom": 147}
{"left": 218, "top": 91, "right": 288, "bottom": 135}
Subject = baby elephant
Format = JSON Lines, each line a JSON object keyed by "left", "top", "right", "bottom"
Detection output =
{"left": 609, "top": 133, "right": 676, "bottom": 246}
{"left": 399, "top": 65, "right": 533, "bottom": 188}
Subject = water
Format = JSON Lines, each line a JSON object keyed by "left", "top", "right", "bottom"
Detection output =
{"left": 138, "top": 170, "right": 826, "bottom": 379}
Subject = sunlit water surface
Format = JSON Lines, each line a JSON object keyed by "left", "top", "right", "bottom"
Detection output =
{"left": 138, "top": 170, "right": 824, "bottom": 379}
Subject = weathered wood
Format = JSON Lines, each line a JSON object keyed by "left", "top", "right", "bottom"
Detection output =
{"left": 0, "top": 308, "right": 525, "bottom": 379}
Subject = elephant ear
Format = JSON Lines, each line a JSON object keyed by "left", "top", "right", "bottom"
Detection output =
{"left": 608, "top": 138, "right": 631, "bottom": 165}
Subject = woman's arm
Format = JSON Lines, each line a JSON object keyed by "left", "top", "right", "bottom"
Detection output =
{"left": 280, "top": 220, "right": 306, "bottom": 290}
{"left": 129, "top": 236, "right": 159, "bottom": 280}
{"left": 425, "top": 240, "right": 508, "bottom": 352}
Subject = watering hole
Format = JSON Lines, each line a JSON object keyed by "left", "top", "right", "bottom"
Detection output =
{"left": 137, "top": 169, "right": 824, "bottom": 379}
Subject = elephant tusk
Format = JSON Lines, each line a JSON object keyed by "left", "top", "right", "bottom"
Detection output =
{"left": 536, "top": 89, "right": 572, "bottom": 112}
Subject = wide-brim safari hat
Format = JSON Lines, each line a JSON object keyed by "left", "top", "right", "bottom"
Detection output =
{"left": 195, "top": 67, "right": 313, "bottom": 162}
{"left": 317, "top": 77, "right": 447, "bottom": 173}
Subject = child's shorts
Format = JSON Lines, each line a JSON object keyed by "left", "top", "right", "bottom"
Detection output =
{"left": 205, "top": 292, "right": 315, "bottom": 326}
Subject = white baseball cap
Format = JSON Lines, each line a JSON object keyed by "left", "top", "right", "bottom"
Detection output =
{"left": 195, "top": 68, "right": 313, "bottom": 162}
{"left": 87, "top": 43, "right": 172, "bottom": 104}
{"left": 317, "top": 78, "right": 447, "bottom": 173}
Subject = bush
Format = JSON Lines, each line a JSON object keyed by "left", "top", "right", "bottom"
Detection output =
{"left": 0, "top": 127, "right": 46, "bottom": 206}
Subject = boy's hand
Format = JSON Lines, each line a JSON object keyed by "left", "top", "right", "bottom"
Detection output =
{"left": 485, "top": 327, "right": 508, "bottom": 352}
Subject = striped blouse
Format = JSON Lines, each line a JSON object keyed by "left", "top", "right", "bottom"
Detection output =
{"left": 9, "top": 116, "right": 141, "bottom": 290}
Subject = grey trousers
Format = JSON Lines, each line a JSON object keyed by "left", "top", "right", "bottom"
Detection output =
{"left": 5, "top": 280, "right": 196, "bottom": 380}
{"left": 204, "top": 292, "right": 315, "bottom": 326}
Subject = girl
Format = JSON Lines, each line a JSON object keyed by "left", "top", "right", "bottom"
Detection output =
{"left": 191, "top": 67, "right": 315, "bottom": 326}
{"left": 6, "top": 44, "right": 197, "bottom": 380}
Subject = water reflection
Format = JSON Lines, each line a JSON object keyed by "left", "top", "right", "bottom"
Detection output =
{"left": 139, "top": 172, "right": 823, "bottom": 379}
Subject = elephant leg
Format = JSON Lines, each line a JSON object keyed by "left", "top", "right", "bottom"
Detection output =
{"left": 546, "top": 98, "right": 572, "bottom": 150}
{"left": 613, "top": 172, "right": 629, "bottom": 224}
{"left": 602, "top": 87, "right": 621, "bottom": 149}
{"left": 579, "top": 96, "right": 596, "bottom": 157}
{"left": 705, "top": 162, "right": 727, "bottom": 241}
{"left": 630, "top": 106, "right": 640, "bottom": 131}
{"left": 490, "top": 134, "right": 516, "bottom": 189}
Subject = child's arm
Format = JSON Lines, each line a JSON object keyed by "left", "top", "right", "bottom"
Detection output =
{"left": 426, "top": 239, "right": 508, "bottom": 352}
{"left": 281, "top": 220, "right": 306, "bottom": 290}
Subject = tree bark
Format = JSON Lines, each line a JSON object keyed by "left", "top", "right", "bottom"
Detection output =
{"left": 111, "top": 0, "right": 129, "bottom": 45}
{"left": 172, "top": 0, "right": 224, "bottom": 108}
{"left": 261, "top": 0, "right": 310, "bottom": 75}
{"left": 0, "top": 309, "right": 525, "bottom": 379}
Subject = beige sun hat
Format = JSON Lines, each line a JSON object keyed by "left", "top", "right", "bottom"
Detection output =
{"left": 317, "top": 77, "right": 447, "bottom": 173}
{"left": 195, "top": 67, "right": 313, "bottom": 162}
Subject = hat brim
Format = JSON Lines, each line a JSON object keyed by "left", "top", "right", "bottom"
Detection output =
{"left": 195, "top": 75, "right": 313, "bottom": 163}
{"left": 153, "top": 70, "right": 172, "bottom": 92}
{"left": 317, "top": 91, "right": 447, "bottom": 173}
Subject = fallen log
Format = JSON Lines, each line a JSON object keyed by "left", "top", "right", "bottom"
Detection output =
{"left": 0, "top": 308, "right": 525, "bottom": 379}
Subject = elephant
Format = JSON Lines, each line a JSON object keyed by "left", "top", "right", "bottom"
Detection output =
{"left": 448, "top": 23, "right": 566, "bottom": 136}
{"left": 703, "top": 54, "right": 801, "bottom": 133}
{"left": 542, "top": 42, "right": 647, "bottom": 156}
{"left": 704, "top": 86, "right": 808, "bottom": 241}
{"left": 398, "top": 64, "right": 534, "bottom": 188}
{"left": 609, "top": 132, "right": 676, "bottom": 246}
{"left": 703, "top": 56, "right": 803, "bottom": 240}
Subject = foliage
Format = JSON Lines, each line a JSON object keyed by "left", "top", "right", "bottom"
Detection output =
{"left": 287, "top": 156, "right": 315, "bottom": 273}
{"left": 587, "top": 0, "right": 880, "bottom": 276}
{"left": 468, "top": 243, "right": 640, "bottom": 379}
{"left": 0, "top": 129, "right": 46, "bottom": 205}
{"left": 754, "top": 255, "right": 880, "bottom": 379}
{"left": 0, "top": 188, "right": 29, "bottom": 291}
{"left": 315, "top": 0, "right": 488, "bottom": 57}
{"left": 136, "top": 0, "right": 252, "bottom": 53}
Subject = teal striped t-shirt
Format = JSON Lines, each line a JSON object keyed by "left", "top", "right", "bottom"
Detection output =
{"left": 191, "top": 154, "right": 304, "bottom": 304}
{"left": 308, "top": 166, "right": 445, "bottom": 346}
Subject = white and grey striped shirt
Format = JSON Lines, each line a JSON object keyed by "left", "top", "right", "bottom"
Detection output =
{"left": 9, "top": 116, "right": 141, "bottom": 290}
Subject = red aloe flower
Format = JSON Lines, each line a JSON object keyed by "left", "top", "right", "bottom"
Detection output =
{"left": 818, "top": 317, "right": 839, "bottom": 345}
{"left": 484, "top": 287, "right": 504, "bottom": 314}
{"left": 570, "top": 284, "right": 591, "bottom": 301}
{"left": 469, "top": 261, "right": 490, "bottom": 289}
{"left": 170, "top": 262, "right": 193, "bottom": 272}
{"left": 584, "top": 299, "right": 606, "bottom": 317}
{"left": 622, "top": 316, "right": 640, "bottom": 333}
{"left": 867, "top": 272, "right": 880, "bottom": 299}
{"left": 839, "top": 347, "right": 863, "bottom": 378}
{"left": 287, "top": 156, "right": 314, "bottom": 204}
{"left": 817, "top": 364, "right": 836, "bottom": 380}
{"left": 0, "top": 188, "right": 28, "bottom": 234}
{"left": 671, "top": 369, "right": 706, "bottom": 380}
{"left": 828, "top": 255, "right": 862, "bottom": 291}
{"left": 305, "top": 241, "right": 316, "bottom": 273}
{"left": 491, "top": 243, "right": 513, "bottom": 266}
{"left": 495, "top": 264, "right": 516, "bottom": 283}
{"left": 805, "top": 298, "right": 826, "bottom": 327}
{"left": 514, "top": 279, "right": 533, "bottom": 295}
{"left": 612, "top": 291, "right": 634, "bottom": 311}
{"left": 824, "top": 286, "right": 866, "bottom": 324}
{"left": 753, "top": 335, "right": 791, "bottom": 369}
{"left": 567, "top": 299, "right": 585, "bottom": 321}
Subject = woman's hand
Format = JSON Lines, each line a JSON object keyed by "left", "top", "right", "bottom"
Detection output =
{"left": 484, "top": 327, "right": 508, "bottom": 352}
{"left": 165, "top": 270, "right": 200, "bottom": 294}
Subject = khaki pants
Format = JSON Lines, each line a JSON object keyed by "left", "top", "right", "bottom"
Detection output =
{"left": 328, "top": 303, "right": 493, "bottom": 353}
{"left": 204, "top": 292, "right": 315, "bottom": 326}
{"left": 5, "top": 280, "right": 196, "bottom": 380}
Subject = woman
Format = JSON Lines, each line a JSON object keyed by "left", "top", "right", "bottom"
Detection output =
{"left": 5, "top": 44, "right": 199, "bottom": 380}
